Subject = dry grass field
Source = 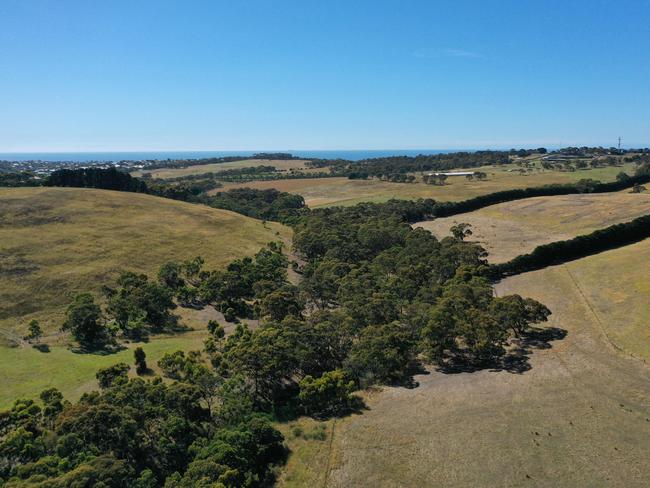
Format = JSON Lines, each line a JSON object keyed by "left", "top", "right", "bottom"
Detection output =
{"left": 0, "top": 187, "right": 291, "bottom": 335}
{"left": 319, "top": 249, "right": 650, "bottom": 487}
{"left": 218, "top": 163, "right": 636, "bottom": 207}
{"left": 558, "top": 238, "right": 650, "bottom": 362}
{"left": 131, "top": 158, "right": 318, "bottom": 179}
{"left": 416, "top": 191, "right": 650, "bottom": 262}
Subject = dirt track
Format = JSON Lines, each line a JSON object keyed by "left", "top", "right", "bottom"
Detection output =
{"left": 327, "top": 264, "right": 650, "bottom": 487}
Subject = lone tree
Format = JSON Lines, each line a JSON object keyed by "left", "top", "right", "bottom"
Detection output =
{"left": 24, "top": 319, "right": 43, "bottom": 343}
{"left": 450, "top": 222, "right": 473, "bottom": 241}
{"left": 134, "top": 347, "right": 148, "bottom": 375}
{"left": 61, "top": 293, "right": 109, "bottom": 347}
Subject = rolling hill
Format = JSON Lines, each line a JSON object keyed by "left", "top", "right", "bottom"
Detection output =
{"left": 0, "top": 187, "right": 291, "bottom": 336}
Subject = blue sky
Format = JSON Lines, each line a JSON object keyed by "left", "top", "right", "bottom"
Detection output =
{"left": 1, "top": 0, "right": 649, "bottom": 151}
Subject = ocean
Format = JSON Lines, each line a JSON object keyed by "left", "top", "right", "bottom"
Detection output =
{"left": 0, "top": 149, "right": 461, "bottom": 163}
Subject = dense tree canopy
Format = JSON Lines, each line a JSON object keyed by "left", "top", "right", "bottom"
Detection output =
{"left": 0, "top": 377, "right": 286, "bottom": 487}
{"left": 206, "top": 188, "right": 306, "bottom": 223}
{"left": 46, "top": 167, "right": 148, "bottom": 193}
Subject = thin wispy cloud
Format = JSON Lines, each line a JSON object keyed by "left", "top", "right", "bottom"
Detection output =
{"left": 412, "top": 47, "right": 484, "bottom": 59}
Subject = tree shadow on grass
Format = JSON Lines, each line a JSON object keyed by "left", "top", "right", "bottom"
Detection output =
{"left": 386, "top": 360, "right": 430, "bottom": 389}
{"left": 69, "top": 342, "right": 127, "bottom": 356}
{"left": 307, "top": 395, "right": 370, "bottom": 422}
{"left": 32, "top": 343, "right": 50, "bottom": 353}
{"left": 435, "top": 326, "right": 568, "bottom": 375}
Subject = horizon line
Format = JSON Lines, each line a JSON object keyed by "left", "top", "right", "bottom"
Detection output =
{"left": 2, "top": 144, "right": 647, "bottom": 155}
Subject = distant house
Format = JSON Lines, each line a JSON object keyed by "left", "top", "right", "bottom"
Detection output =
{"left": 426, "top": 171, "right": 475, "bottom": 177}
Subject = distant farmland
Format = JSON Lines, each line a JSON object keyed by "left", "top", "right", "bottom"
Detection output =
{"left": 218, "top": 162, "right": 637, "bottom": 207}
{"left": 131, "top": 158, "right": 317, "bottom": 179}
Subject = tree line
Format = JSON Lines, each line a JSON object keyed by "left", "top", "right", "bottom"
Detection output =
{"left": 0, "top": 172, "right": 43, "bottom": 187}
{"left": 306, "top": 149, "right": 548, "bottom": 180}
{"left": 430, "top": 174, "right": 650, "bottom": 218}
{"left": 491, "top": 213, "right": 650, "bottom": 277}
{"left": 45, "top": 167, "right": 148, "bottom": 193}
{"left": 141, "top": 152, "right": 300, "bottom": 171}
{"left": 38, "top": 167, "right": 307, "bottom": 224}
{"left": 43, "top": 166, "right": 650, "bottom": 221}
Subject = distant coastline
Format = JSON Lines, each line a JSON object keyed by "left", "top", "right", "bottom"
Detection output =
{"left": 0, "top": 149, "right": 461, "bottom": 163}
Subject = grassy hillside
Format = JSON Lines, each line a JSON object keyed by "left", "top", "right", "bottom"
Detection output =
{"left": 218, "top": 163, "right": 637, "bottom": 207}
{"left": 555, "top": 238, "right": 650, "bottom": 362}
{"left": 416, "top": 191, "right": 650, "bottom": 262}
{"left": 0, "top": 187, "right": 291, "bottom": 335}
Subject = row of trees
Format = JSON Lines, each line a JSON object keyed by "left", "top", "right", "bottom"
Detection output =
{"left": 147, "top": 167, "right": 278, "bottom": 183}
{"left": 205, "top": 188, "right": 306, "bottom": 223}
{"left": 46, "top": 167, "right": 148, "bottom": 193}
{"left": 492, "top": 213, "right": 650, "bottom": 277}
{"left": 140, "top": 152, "right": 299, "bottom": 171}
{"left": 422, "top": 172, "right": 488, "bottom": 185}
{"left": 348, "top": 172, "right": 418, "bottom": 183}
{"left": 431, "top": 174, "right": 650, "bottom": 218}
